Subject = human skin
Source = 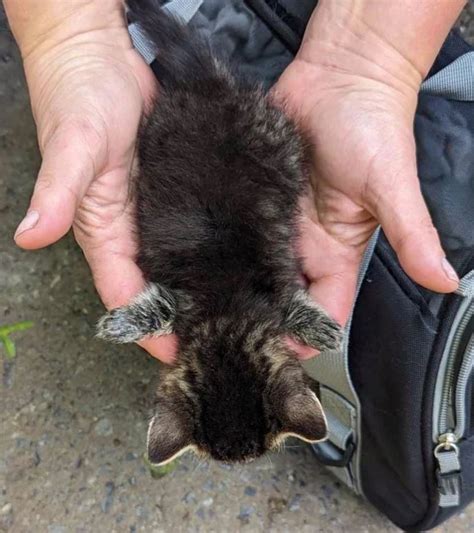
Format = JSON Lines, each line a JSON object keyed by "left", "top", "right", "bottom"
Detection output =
{"left": 273, "top": 0, "right": 465, "bottom": 356}
{"left": 4, "top": 0, "right": 176, "bottom": 361}
{"left": 5, "top": 0, "right": 465, "bottom": 362}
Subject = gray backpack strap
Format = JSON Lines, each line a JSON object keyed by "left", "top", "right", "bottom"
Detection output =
{"left": 303, "top": 227, "right": 381, "bottom": 493}
{"left": 421, "top": 51, "right": 474, "bottom": 101}
{"left": 128, "top": 22, "right": 157, "bottom": 65}
{"left": 128, "top": 0, "right": 203, "bottom": 64}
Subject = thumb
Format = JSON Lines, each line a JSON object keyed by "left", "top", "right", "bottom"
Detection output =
{"left": 370, "top": 174, "right": 459, "bottom": 293}
{"left": 14, "top": 121, "right": 101, "bottom": 249}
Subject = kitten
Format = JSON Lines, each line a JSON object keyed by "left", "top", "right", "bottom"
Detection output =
{"left": 97, "top": 0, "right": 342, "bottom": 465}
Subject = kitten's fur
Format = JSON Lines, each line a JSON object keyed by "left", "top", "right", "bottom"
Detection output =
{"left": 97, "top": 0, "right": 342, "bottom": 465}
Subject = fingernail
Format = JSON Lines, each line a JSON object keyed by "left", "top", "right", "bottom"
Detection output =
{"left": 14, "top": 210, "right": 40, "bottom": 239}
{"left": 442, "top": 257, "right": 459, "bottom": 283}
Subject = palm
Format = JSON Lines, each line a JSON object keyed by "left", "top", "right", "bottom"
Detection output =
{"left": 69, "top": 50, "right": 149, "bottom": 307}
{"left": 300, "top": 90, "right": 412, "bottom": 323}
{"left": 49, "top": 46, "right": 155, "bottom": 305}
{"left": 274, "top": 59, "right": 454, "bottom": 327}
{"left": 17, "top": 37, "right": 177, "bottom": 361}
{"left": 67, "top": 49, "right": 179, "bottom": 359}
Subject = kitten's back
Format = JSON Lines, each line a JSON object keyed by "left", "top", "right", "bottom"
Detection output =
{"left": 131, "top": 1, "right": 307, "bottom": 300}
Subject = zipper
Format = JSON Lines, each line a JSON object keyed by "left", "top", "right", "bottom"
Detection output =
{"left": 436, "top": 304, "right": 474, "bottom": 439}
{"left": 432, "top": 270, "right": 474, "bottom": 508}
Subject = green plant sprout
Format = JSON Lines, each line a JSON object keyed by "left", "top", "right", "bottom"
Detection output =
{"left": 0, "top": 321, "right": 34, "bottom": 359}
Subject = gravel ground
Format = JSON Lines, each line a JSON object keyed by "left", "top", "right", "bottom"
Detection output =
{"left": 1, "top": 3, "right": 473, "bottom": 533}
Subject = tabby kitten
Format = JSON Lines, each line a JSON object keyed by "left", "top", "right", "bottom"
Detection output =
{"left": 97, "top": 0, "right": 342, "bottom": 465}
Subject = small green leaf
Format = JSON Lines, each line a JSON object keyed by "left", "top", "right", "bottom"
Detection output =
{"left": 0, "top": 321, "right": 33, "bottom": 359}
{"left": 2, "top": 336, "right": 16, "bottom": 359}
{"left": 0, "top": 321, "right": 34, "bottom": 336}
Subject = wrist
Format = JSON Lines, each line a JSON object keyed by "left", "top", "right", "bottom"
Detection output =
{"left": 295, "top": 0, "right": 466, "bottom": 97}
{"left": 296, "top": 2, "right": 422, "bottom": 98}
{"left": 4, "top": 0, "right": 126, "bottom": 59}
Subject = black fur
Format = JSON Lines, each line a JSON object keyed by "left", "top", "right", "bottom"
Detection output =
{"left": 98, "top": 0, "right": 342, "bottom": 464}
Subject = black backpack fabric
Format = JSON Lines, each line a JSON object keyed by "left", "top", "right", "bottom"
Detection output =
{"left": 128, "top": 1, "right": 474, "bottom": 529}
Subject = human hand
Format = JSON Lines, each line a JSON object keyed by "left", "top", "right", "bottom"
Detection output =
{"left": 273, "top": 2, "right": 461, "bottom": 341}
{"left": 7, "top": 1, "right": 177, "bottom": 362}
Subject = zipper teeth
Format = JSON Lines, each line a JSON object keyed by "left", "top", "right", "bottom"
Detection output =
{"left": 454, "top": 334, "right": 474, "bottom": 439}
{"left": 438, "top": 303, "right": 474, "bottom": 436}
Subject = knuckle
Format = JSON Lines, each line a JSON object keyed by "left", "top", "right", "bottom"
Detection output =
{"left": 57, "top": 115, "right": 105, "bottom": 153}
{"left": 34, "top": 174, "right": 54, "bottom": 193}
{"left": 391, "top": 216, "right": 437, "bottom": 253}
{"left": 43, "top": 113, "right": 107, "bottom": 162}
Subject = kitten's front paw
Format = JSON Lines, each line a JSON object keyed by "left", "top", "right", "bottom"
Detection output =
{"left": 96, "top": 308, "right": 144, "bottom": 344}
{"left": 284, "top": 291, "right": 343, "bottom": 352}
{"left": 96, "top": 283, "right": 177, "bottom": 345}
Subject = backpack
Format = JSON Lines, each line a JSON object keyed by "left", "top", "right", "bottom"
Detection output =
{"left": 128, "top": 1, "right": 474, "bottom": 529}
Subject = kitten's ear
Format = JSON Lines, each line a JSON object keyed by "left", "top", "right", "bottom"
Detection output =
{"left": 277, "top": 389, "right": 328, "bottom": 443}
{"left": 147, "top": 403, "right": 195, "bottom": 466}
{"left": 283, "top": 290, "right": 342, "bottom": 352}
{"left": 96, "top": 283, "right": 177, "bottom": 344}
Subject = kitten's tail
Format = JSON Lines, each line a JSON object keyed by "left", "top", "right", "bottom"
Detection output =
{"left": 127, "top": 0, "right": 214, "bottom": 88}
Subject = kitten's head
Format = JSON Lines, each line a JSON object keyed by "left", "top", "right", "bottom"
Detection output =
{"left": 147, "top": 322, "right": 328, "bottom": 465}
{"left": 97, "top": 284, "right": 342, "bottom": 465}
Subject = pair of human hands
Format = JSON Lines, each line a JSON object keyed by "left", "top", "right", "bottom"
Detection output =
{"left": 12, "top": 7, "right": 458, "bottom": 363}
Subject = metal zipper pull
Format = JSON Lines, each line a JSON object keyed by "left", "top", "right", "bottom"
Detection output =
{"left": 434, "top": 432, "right": 461, "bottom": 507}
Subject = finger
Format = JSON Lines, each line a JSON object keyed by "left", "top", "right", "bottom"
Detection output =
{"left": 370, "top": 176, "right": 459, "bottom": 293}
{"left": 308, "top": 272, "right": 358, "bottom": 327}
{"left": 284, "top": 336, "right": 320, "bottom": 361}
{"left": 85, "top": 243, "right": 178, "bottom": 364}
{"left": 14, "top": 122, "right": 102, "bottom": 249}
{"left": 138, "top": 335, "right": 178, "bottom": 364}
{"left": 298, "top": 217, "right": 361, "bottom": 326}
